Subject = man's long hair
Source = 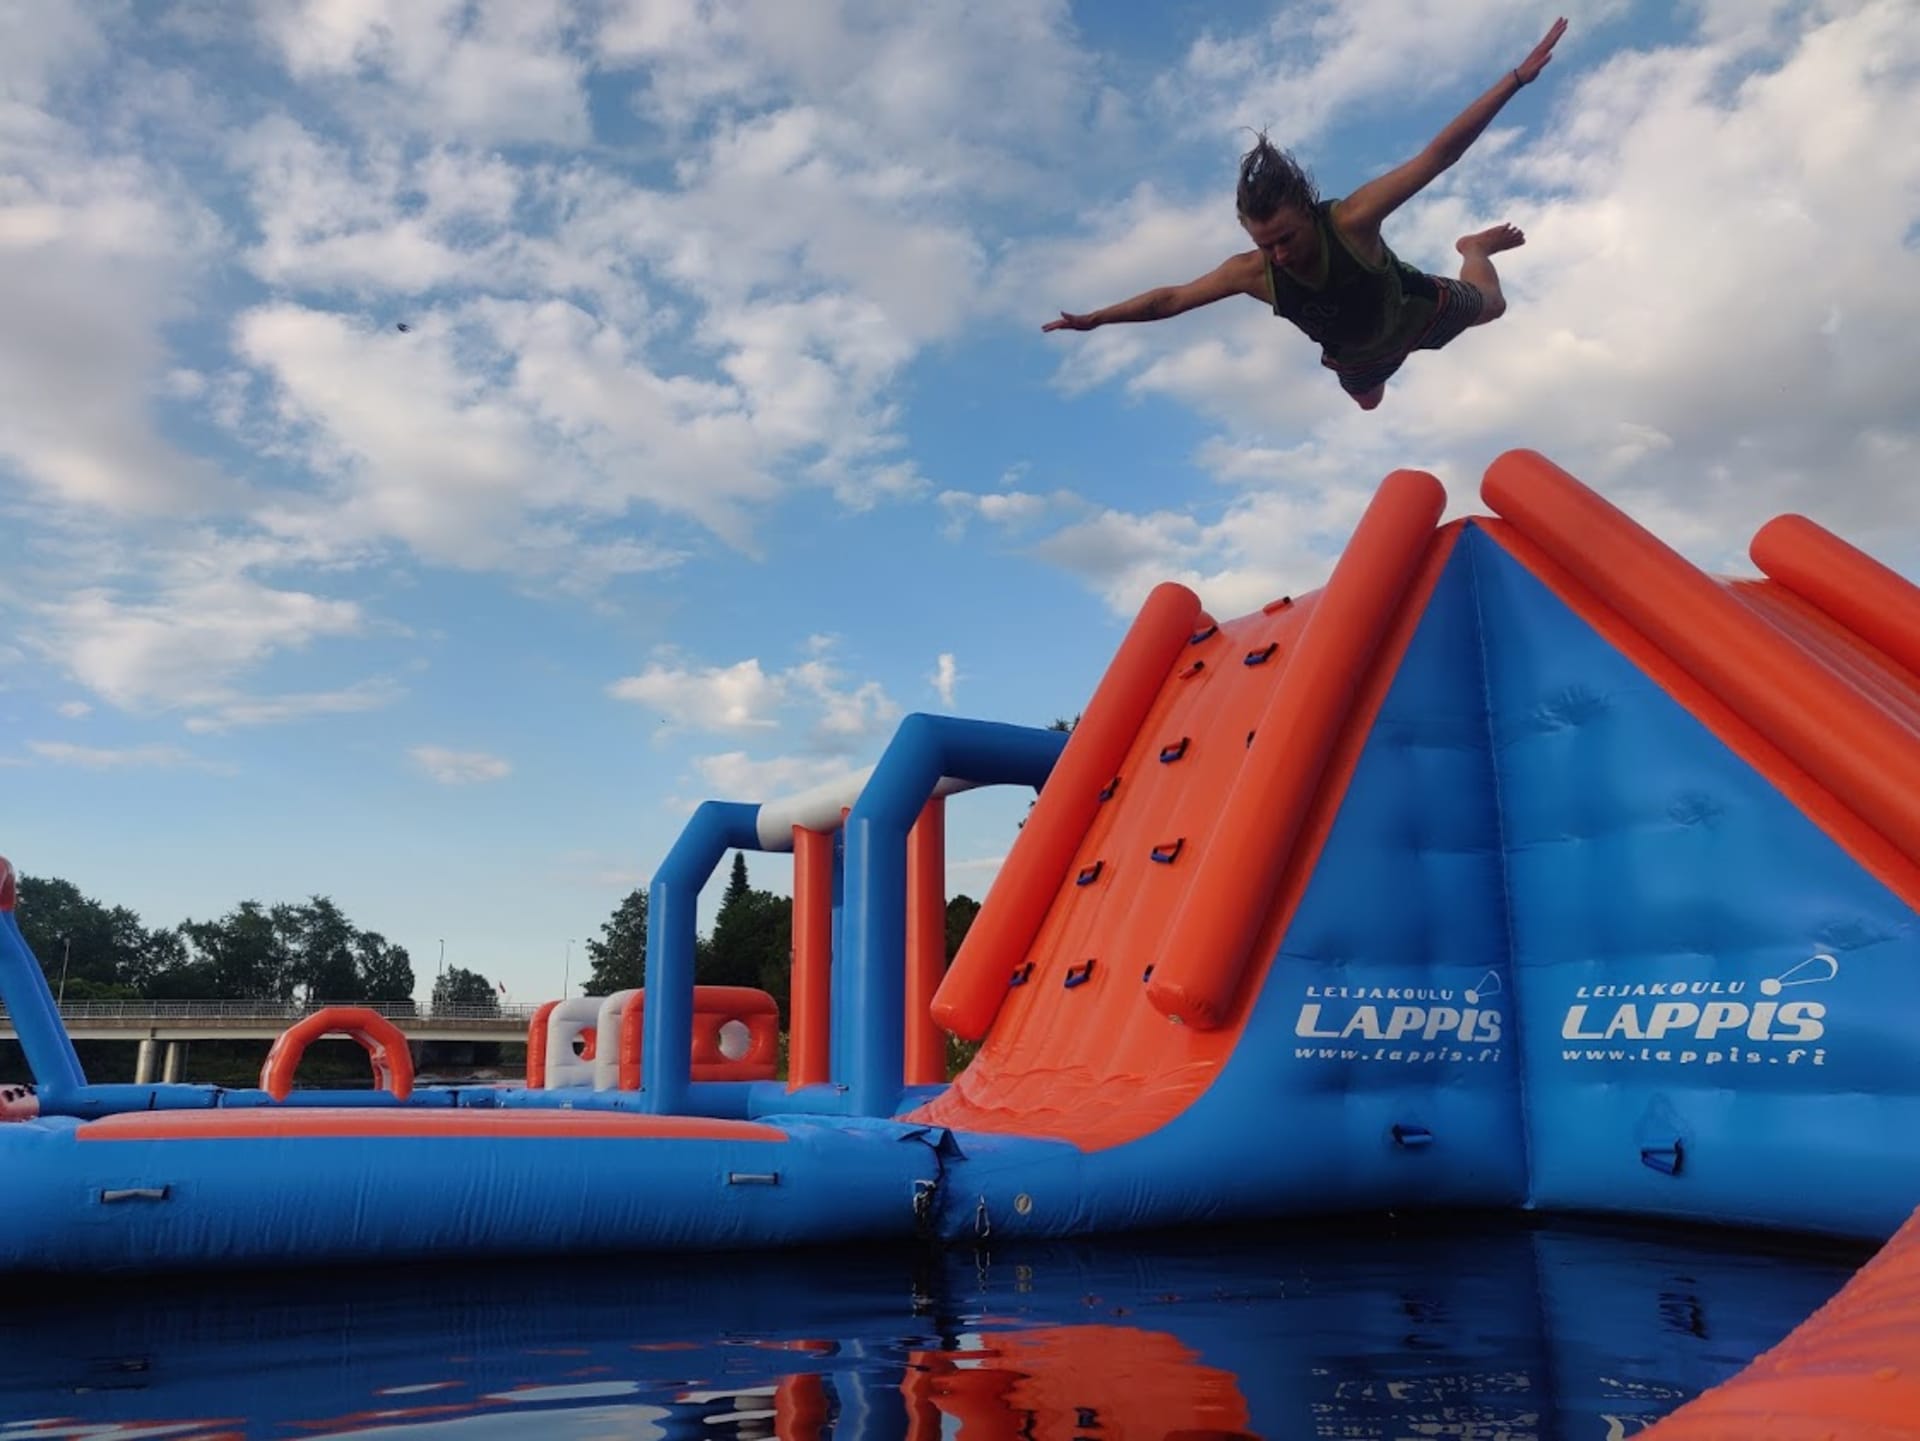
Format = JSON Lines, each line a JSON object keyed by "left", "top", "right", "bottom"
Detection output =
{"left": 1236, "top": 130, "right": 1319, "bottom": 222}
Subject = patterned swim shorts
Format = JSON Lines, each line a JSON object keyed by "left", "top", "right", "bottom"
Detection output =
{"left": 1322, "top": 277, "right": 1488, "bottom": 396}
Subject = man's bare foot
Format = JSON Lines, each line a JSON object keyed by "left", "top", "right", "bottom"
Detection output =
{"left": 1457, "top": 223, "right": 1526, "bottom": 257}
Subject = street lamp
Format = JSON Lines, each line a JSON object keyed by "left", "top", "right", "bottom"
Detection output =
{"left": 564, "top": 938, "right": 575, "bottom": 997}
{"left": 437, "top": 938, "right": 445, "bottom": 977}
{"left": 57, "top": 938, "right": 70, "bottom": 1007}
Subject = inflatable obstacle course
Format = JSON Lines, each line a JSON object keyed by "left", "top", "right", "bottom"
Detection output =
{"left": 3, "top": 447, "right": 1918, "bottom": 1437}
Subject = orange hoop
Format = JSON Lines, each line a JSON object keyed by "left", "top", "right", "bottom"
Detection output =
{"left": 260, "top": 1006, "right": 415, "bottom": 1102}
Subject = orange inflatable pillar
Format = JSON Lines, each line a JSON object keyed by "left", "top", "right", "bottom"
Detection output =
{"left": 932, "top": 580, "right": 1203, "bottom": 1040}
{"left": 899, "top": 1352, "right": 945, "bottom": 1441}
{"left": 1147, "top": 469, "right": 1445, "bottom": 1029}
{"left": 905, "top": 796, "right": 947, "bottom": 1086}
{"left": 773, "top": 1373, "right": 829, "bottom": 1440}
{"left": 524, "top": 999, "right": 558, "bottom": 1088}
{"left": 1751, "top": 512, "right": 1920, "bottom": 680}
{"left": 789, "top": 825, "right": 834, "bottom": 1089}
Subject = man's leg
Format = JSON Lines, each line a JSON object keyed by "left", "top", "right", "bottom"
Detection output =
{"left": 1454, "top": 223, "right": 1524, "bottom": 325}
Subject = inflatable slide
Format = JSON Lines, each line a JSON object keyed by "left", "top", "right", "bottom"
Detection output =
{"left": 3, "top": 447, "right": 1918, "bottom": 1436}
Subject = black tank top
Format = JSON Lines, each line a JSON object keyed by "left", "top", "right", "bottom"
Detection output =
{"left": 1264, "top": 200, "right": 1438, "bottom": 356}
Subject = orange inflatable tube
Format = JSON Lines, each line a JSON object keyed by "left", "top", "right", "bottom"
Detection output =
{"left": 1146, "top": 469, "right": 1446, "bottom": 1029}
{"left": 789, "top": 825, "right": 834, "bottom": 1089}
{"left": 932, "top": 580, "right": 1203, "bottom": 1040}
{"left": 1484, "top": 448, "right": 1920, "bottom": 874}
{"left": 524, "top": 999, "right": 559, "bottom": 1089}
{"left": 1642, "top": 1204, "right": 1920, "bottom": 1438}
{"left": 1751, "top": 512, "right": 1920, "bottom": 681}
{"left": 260, "top": 1006, "right": 415, "bottom": 1102}
{"left": 773, "top": 1373, "right": 830, "bottom": 1440}
{"left": 905, "top": 796, "right": 947, "bottom": 1085}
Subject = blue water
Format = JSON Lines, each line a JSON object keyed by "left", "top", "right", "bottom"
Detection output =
{"left": 0, "top": 1215, "right": 1870, "bottom": 1439}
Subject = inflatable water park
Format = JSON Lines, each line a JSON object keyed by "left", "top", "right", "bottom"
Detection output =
{"left": 4, "top": 447, "right": 1918, "bottom": 1437}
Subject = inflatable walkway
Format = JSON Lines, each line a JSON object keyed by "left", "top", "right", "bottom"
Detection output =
{"left": 3, "top": 447, "right": 1918, "bottom": 1437}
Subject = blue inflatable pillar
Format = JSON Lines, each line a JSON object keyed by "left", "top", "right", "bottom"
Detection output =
{"left": 0, "top": 858, "right": 86, "bottom": 1097}
{"left": 640, "top": 802, "right": 761, "bottom": 1115}
{"left": 829, "top": 825, "right": 847, "bottom": 1090}
{"left": 840, "top": 717, "right": 1066, "bottom": 1116}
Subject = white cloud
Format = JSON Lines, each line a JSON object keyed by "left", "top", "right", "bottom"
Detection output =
{"left": 937, "top": 486, "right": 1076, "bottom": 540}
{"left": 30, "top": 535, "right": 365, "bottom": 716}
{"left": 610, "top": 658, "right": 785, "bottom": 734}
{"left": 55, "top": 701, "right": 91, "bottom": 719}
{"left": 947, "top": 852, "right": 1009, "bottom": 895}
{"left": 788, "top": 658, "right": 901, "bottom": 744}
{"left": 0, "top": 4, "right": 105, "bottom": 107}
{"left": 409, "top": 745, "right": 511, "bottom": 784}
{"left": 1164, "top": 0, "right": 1624, "bottom": 146}
{"left": 595, "top": 0, "right": 1094, "bottom": 200}
{"left": 184, "top": 680, "right": 402, "bottom": 734}
{"left": 0, "top": 72, "right": 228, "bottom": 514}
{"left": 253, "top": 0, "right": 590, "bottom": 146}
{"left": 610, "top": 647, "right": 902, "bottom": 752}
{"left": 931, "top": 653, "right": 959, "bottom": 708}
{"left": 691, "top": 750, "right": 854, "bottom": 799}
{"left": 28, "top": 740, "right": 219, "bottom": 772}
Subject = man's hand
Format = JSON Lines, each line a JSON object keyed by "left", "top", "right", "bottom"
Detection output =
{"left": 1042, "top": 312, "right": 1097, "bottom": 332}
{"left": 1515, "top": 17, "right": 1568, "bottom": 85}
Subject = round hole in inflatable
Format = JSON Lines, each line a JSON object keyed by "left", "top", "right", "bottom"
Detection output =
{"left": 717, "top": 1018, "right": 752, "bottom": 1062}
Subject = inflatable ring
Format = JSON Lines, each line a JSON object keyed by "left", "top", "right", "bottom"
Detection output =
{"left": 260, "top": 1006, "right": 415, "bottom": 1102}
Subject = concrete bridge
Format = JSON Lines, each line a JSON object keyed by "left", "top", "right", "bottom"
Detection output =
{"left": 0, "top": 1001, "right": 533, "bottom": 1084}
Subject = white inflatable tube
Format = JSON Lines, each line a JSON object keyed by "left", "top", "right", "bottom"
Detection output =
{"left": 754, "top": 768, "right": 977, "bottom": 850}
{"left": 593, "top": 988, "right": 642, "bottom": 1091}
{"left": 542, "top": 996, "right": 603, "bottom": 1089}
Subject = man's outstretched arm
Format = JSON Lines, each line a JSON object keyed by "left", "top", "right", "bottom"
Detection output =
{"left": 1336, "top": 17, "right": 1568, "bottom": 238}
{"left": 1043, "top": 251, "right": 1267, "bottom": 332}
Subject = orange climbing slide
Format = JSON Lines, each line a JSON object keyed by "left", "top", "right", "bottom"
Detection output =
{"left": 912, "top": 469, "right": 1454, "bottom": 1148}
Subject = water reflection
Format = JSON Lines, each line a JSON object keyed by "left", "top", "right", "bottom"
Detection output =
{"left": 0, "top": 1215, "right": 1869, "bottom": 1440}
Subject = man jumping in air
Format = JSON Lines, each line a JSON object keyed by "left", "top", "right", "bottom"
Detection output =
{"left": 1043, "top": 19, "right": 1568, "bottom": 410}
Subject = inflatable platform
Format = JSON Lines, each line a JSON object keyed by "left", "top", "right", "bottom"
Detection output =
{"left": 4, "top": 448, "right": 1919, "bottom": 1437}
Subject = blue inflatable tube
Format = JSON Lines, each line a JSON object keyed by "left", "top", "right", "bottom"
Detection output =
{"left": 0, "top": 1110, "right": 945, "bottom": 1274}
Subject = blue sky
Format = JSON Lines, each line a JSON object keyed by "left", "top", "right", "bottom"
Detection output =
{"left": 2, "top": 0, "right": 1915, "bottom": 1004}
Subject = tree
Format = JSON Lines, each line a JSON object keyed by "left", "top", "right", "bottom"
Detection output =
{"left": 432, "top": 965, "right": 499, "bottom": 1015}
{"left": 14, "top": 875, "right": 181, "bottom": 996}
{"left": 705, "top": 888, "right": 792, "bottom": 1014}
{"left": 354, "top": 931, "right": 416, "bottom": 1011}
{"left": 583, "top": 888, "right": 647, "bottom": 995}
{"left": 945, "top": 894, "right": 981, "bottom": 961}
{"left": 178, "top": 901, "right": 294, "bottom": 1001}
{"left": 722, "top": 852, "right": 750, "bottom": 909}
{"left": 278, "top": 897, "right": 362, "bottom": 1003}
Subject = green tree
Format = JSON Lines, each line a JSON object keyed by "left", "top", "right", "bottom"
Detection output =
{"left": 583, "top": 888, "right": 648, "bottom": 995}
{"left": 178, "top": 901, "right": 294, "bottom": 1001}
{"left": 354, "top": 931, "right": 416, "bottom": 1011}
{"left": 432, "top": 965, "right": 499, "bottom": 1014}
{"left": 945, "top": 894, "right": 981, "bottom": 961}
{"left": 14, "top": 874, "right": 181, "bottom": 996}
{"left": 705, "top": 887, "right": 792, "bottom": 1014}
{"left": 722, "top": 851, "right": 750, "bottom": 909}
{"left": 279, "top": 897, "right": 362, "bottom": 1003}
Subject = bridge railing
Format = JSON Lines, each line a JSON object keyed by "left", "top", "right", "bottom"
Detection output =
{"left": 0, "top": 1000, "right": 542, "bottom": 1025}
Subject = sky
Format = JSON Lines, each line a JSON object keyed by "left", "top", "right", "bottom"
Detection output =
{"left": 1, "top": 0, "right": 1915, "bottom": 1005}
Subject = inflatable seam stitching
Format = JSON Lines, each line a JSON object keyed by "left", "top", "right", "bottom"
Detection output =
{"left": 1464, "top": 526, "right": 1537, "bottom": 1205}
